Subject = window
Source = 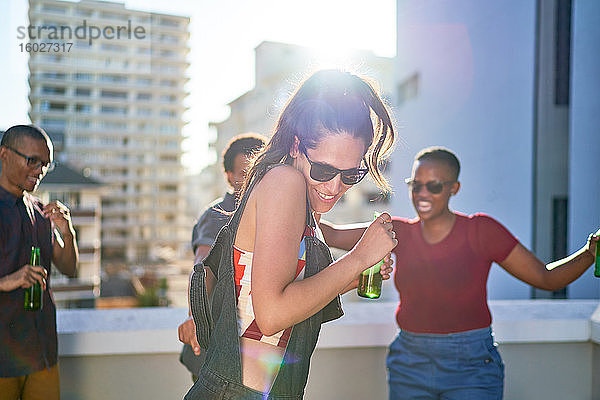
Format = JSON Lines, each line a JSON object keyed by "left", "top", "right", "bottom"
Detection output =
{"left": 397, "top": 73, "right": 419, "bottom": 106}
{"left": 101, "top": 105, "right": 128, "bottom": 115}
{"left": 47, "top": 102, "right": 67, "bottom": 112}
{"left": 555, "top": 0, "right": 572, "bottom": 106}
{"left": 101, "top": 121, "right": 127, "bottom": 130}
{"left": 160, "top": 184, "right": 178, "bottom": 192}
{"left": 159, "top": 19, "right": 179, "bottom": 28}
{"left": 42, "top": 5, "right": 67, "bottom": 14}
{"left": 73, "top": 136, "right": 90, "bottom": 145}
{"left": 76, "top": 8, "right": 93, "bottom": 17}
{"left": 101, "top": 90, "right": 128, "bottom": 99}
{"left": 41, "top": 118, "right": 66, "bottom": 129}
{"left": 41, "top": 72, "right": 66, "bottom": 80}
{"left": 137, "top": 92, "right": 152, "bottom": 100}
{"left": 159, "top": 125, "right": 177, "bottom": 134}
{"left": 74, "top": 120, "right": 91, "bottom": 128}
{"left": 75, "top": 73, "right": 93, "bottom": 81}
{"left": 75, "top": 88, "right": 91, "bottom": 97}
{"left": 75, "top": 104, "right": 92, "bottom": 113}
{"left": 159, "top": 34, "right": 178, "bottom": 44}
{"left": 136, "top": 77, "right": 152, "bottom": 86}
{"left": 100, "top": 12, "right": 129, "bottom": 21}
{"left": 100, "top": 74, "right": 128, "bottom": 83}
{"left": 160, "top": 79, "right": 176, "bottom": 87}
{"left": 49, "top": 192, "right": 80, "bottom": 208}
{"left": 159, "top": 94, "right": 175, "bottom": 103}
{"left": 41, "top": 86, "right": 66, "bottom": 95}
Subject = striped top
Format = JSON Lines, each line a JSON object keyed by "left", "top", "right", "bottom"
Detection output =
{"left": 233, "top": 225, "right": 314, "bottom": 348}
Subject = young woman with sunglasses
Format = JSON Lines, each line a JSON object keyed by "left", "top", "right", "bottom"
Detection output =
{"left": 184, "top": 69, "right": 397, "bottom": 400}
{"left": 321, "top": 146, "right": 599, "bottom": 400}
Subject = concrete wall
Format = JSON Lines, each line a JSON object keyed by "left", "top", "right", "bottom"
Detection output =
{"left": 567, "top": 0, "right": 600, "bottom": 299}
{"left": 56, "top": 301, "right": 600, "bottom": 400}
{"left": 393, "top": 0, "right": 538, "bottom": 299}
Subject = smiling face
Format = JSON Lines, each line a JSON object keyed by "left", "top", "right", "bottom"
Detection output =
{"left": 0, "top": 136, "right": 52, "bottom": 196}
{"left": 293, "top": 133, "right": 366, "bottom": 214}
{"left": 409, "top": 159, "right": 459, "bottom": 222}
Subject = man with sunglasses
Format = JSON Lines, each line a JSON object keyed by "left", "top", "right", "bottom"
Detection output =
{"left": 321, "top": 146, "right": 598, "bottom": 399}
{"left": 0, "top": 125, "right": 78, "bottom": 400}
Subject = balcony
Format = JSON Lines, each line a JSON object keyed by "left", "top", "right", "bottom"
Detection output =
{"left": 54, "top": 300, "right": 600, "bottom": 400}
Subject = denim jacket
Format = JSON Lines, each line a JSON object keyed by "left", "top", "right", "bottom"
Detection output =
{"left": 185, "top": 168, "right": 343, "bottom": 399}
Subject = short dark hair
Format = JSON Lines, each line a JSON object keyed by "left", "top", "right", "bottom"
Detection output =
{"left": 415, "top": 146, "right": 461, "bottom": 180}
{"left": 1, "top": 124, "right": 53, "bottom": 151}
{"left": 222, "top": 133, "right": 266, "bottom": 172}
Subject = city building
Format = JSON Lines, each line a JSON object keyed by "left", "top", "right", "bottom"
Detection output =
{"left": 36, "top": 162, "right": 105, "bottom": 308}
{"left": 391, "top": 0, "right": 599, "bottom": 299}
{"left": 27, "top": 0, "right": 191, "bottom": 263}
{"left": 208, "top": 40, "right": 396, "bottom": 223}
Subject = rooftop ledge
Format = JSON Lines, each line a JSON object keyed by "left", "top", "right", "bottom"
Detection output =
{"left": 57, "top": 299, "right": 600, "bottom": 357}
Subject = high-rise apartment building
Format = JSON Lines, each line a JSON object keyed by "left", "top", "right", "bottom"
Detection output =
{"left": 27, "top": 0, "right": 190, "bottom": 263}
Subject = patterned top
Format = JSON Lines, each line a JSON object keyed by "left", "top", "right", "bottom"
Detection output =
{"left": 233, "top": 225, "right": 314, "bottom": 348}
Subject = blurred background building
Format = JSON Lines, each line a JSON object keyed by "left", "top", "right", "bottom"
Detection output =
{"left": 27, "top": 0, "right": 191, "bottom": 265}
{"left": 36, "top": 162, "right": 105, "bottom": 308}
{"left": 205, "top": 40, "right": 396, "bottom": 224}
{"left": 390, "top": 0, "right": 599, "bottom": 300}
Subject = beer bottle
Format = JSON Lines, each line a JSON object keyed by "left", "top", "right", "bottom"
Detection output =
{"left": 357, "top": 259, "right": 385, "bottom": 299}
{"left": 24, "top": 247, "right": 43, "bottom": 311}
{"left": 357, "top": 213, "right": 386, "bottom": 299}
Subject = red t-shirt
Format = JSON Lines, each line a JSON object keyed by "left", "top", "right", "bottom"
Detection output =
{"left": 392, "top": 213, "right": 519, "bottom": 333}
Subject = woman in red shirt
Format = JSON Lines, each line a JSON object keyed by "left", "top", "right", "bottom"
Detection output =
{"left": 322, "top": 146, "right": 599, "bottom": 399}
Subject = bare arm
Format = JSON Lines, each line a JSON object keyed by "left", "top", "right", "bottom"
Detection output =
{"left": 499, "top": 234, "right": 598, "bottom": 291}
{"left": 45, "top": 201, "right": 78, "bottom": 278}
{"left": 251, "top": 167, "right": 397, "bottom": 336}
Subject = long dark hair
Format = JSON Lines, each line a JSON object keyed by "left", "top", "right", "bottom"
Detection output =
{"left": 241, "top": 69, "right": 395, "bottom": 197}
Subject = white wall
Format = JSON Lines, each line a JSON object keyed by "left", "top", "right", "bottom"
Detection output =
{"left": 56, "top": 302, "right": 600, "bottom": 400}
{"left": 393, "top": 0, "right": 539, "bottom": 299}
{"left": 567, "top": 0, "right": 600, "bottom": 299}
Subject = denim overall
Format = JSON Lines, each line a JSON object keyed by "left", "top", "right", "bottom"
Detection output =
{"left": 185, "top": 170, "right": 344, "bottom": 400}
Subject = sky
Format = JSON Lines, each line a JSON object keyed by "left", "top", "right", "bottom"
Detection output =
{"left": 1, "top": 0, "right": 396, "bottom": 173}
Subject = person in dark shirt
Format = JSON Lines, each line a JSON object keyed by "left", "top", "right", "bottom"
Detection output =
{"left": 0, "top": 125, "right": 78, "bottom": 400}
{"left": 321, "top": 146, "right": 599, "bottom": 399}
{"left": 178, "top": 133, "right": 267, "bottom": 381}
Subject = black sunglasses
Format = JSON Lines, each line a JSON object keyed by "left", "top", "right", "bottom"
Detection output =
{"left": 4, "top": 146, "right": 55, "bottom": 172}
{"left": 405, "top": 178, "right": 455, "bottom": 194}
{"left": 300, "top": 146, "right": 369, "bottom": 185}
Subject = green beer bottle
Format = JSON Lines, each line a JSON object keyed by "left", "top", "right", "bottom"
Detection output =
{"left": 24, "top": 246, "right": 43, "bottom": 311}
{"left": 357, "top": 212, "right": 386, "bottom": 299}
{"left": 594, "top": 229, "right": 600, "bottom": 278}
{"left": 357, "top": 258, "right": 385, "bottom": 299}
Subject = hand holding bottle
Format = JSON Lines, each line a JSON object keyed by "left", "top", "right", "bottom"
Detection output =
{"left": 588, "top": 228, "right": 600, "bottom": 277}
{"left": 0, "top": 264, "right": 47, "bottom": 292}
{"left": 350, "top": 212, "right": 397, "bottom": 269}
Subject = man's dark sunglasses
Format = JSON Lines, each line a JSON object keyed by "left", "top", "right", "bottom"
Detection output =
{"left": 405, "top": 178, "right": 455, "bottom": 194}
{"left": 301, "top": 147, "right": 369, "bottom": 185}
{"left": 4, "top": 146, "right": 55, "bottom": 172}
